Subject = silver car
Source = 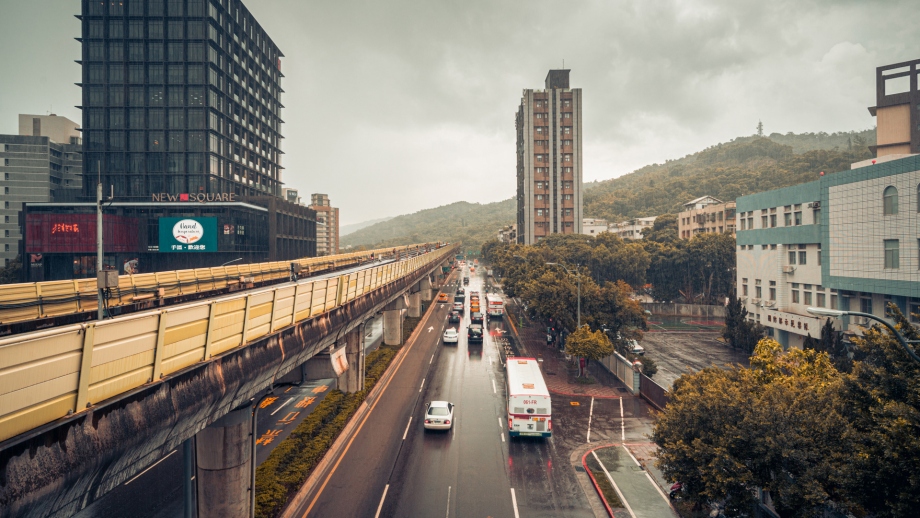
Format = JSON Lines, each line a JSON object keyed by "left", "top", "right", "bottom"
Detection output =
{"left": 442, "top": 328, "right": 459, "bottom": 344}
{"left": 424, "top": 401, "right": 455, "bottom": 430}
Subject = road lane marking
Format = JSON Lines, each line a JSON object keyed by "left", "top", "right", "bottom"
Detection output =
{"left": 430, "top": 354, "right": 434, "bottom": 364}
{"left": 259, "top": 396, "right": 278, "bottom": 409}
{"left": 501, "top": 433, "right": 505, "bottom": 443}
{"left": 374, "top": 484, "right": 389, "bottom": 518}
{"left": 620, "top": 443, "right": 670, "bottom": 501}
{"left": 271, "top": 397, "right": 295, "bottom": 415}
{"left": 419, "top": 378, "right": 425, "bottom": 392}
{"left": 403, "top": 417, "right": 412, "bottom": 440}
{"left": 587, "top": 396, "right": 595, "bottom": 443}
{"left": 510, "top": 488, "right": 520, "bottom": 518}
{"left": 125, "top": 450, "right": 176, "bottom": 484}
{"left": 592, "top": 451, "right": 636, "bottom": 518}
{"left": 301, "top": 282, "right": 442, "bottom": 517}
{"left": 498, "top": 417, "right": 504, "bottom": 430}
{"left": 446, "top": 486, "right": 451, "bottom": 517}
{"left": 620, "top": 396, "right": 626, "bottom": 442}
{"left": 491, "top": 379, "right": 496, "bottom": 394}
{"left": 278, "top": 411, "right": 300, "bottom": 425}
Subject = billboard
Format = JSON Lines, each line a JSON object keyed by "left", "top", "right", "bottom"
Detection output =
{"left": 158, "top": 217, "right": 218, "bottom": 252}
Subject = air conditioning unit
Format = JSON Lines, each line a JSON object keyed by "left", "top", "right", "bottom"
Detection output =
{"left": 751, "top": 298, "right": 761, "bottom": 304}
{"left": 782, "top": 266, "right": 795, "bottom": 273}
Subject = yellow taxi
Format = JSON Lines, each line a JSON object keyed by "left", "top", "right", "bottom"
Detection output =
{"left": 437, "top": 293, "right": 449, "bottom": 303}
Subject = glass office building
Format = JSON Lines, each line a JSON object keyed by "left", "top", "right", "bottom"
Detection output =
{"left": 79, "top": 0, "right": 284, "bottom": 200}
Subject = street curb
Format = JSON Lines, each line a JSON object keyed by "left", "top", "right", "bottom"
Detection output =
{"left": 279, "top": 276, "right": 448, "bottom": 518}
{"left": 582, "top": 446, "right": 618, "bottom": 518}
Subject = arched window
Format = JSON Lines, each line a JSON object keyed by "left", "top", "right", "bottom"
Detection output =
{"left": 883, "top": 186, "right": 898, "bottom": 215}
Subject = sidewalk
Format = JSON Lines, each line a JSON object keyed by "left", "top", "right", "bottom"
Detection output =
{"left": 504, "top": 299, "right": 626, "bottom": 399}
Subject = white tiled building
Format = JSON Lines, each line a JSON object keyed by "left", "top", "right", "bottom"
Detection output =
{"left": 736, "top": 155, "right": 920, "bottom": 349}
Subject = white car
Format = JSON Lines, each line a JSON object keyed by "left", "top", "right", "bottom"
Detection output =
{"left": 424, "top": 401, "right": 455, "bottom": 430}
{"left": 443, "top": 328, "right": 459, "bottom": 344}
{"left": 629, "top": 340, "right": 645, "bottom": 355}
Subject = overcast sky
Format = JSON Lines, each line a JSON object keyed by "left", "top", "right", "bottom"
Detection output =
{"left": 0, "top": 0, "right": 914, "bottom": 224}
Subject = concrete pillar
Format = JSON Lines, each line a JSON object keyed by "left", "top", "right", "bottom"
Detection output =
{"left": 337, "top": 328, "right": 364, "bottom": 393}
{"left": 408, "top": 291, "right": 421, "bottom": 318}
{"left": 420, "top": 275, "right": 434, "bottom": 302}
{"left": 196, "top": 404, "right": 253, "bottom": 518}
{"left": 383, "top": 309, "right": 402, "bottom": 346}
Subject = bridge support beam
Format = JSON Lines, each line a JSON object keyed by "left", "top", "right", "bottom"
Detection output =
{"left": 383, "top": 309, "right": 402, "bottom": 346}
{"left": 407, "top": 291, "right": 421, "bottom": 318}
{"left": 195, "top": 404, "right": 253, "bottom": 518}
{"left": 337, "top": 328, "right": 364, "bottom": 393}
{"left": 420, "top": 275, "right": 434, "bottom": 302}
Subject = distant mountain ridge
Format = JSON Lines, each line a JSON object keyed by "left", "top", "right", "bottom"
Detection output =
{"left": 339, "top": 128, "right": 876, "bottom": 249}
{"left": 341, "top": 217, "right": 393, "bottom": 237}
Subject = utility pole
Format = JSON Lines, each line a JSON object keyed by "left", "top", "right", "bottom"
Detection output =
{"left": 97, "top": 164, "right": 104, "bottom": 320}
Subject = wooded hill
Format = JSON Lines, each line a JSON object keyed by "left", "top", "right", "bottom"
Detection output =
{"left": 340, "top": 129, "right": 875, "bottom": 250}
{"left": 584, "top": 129, "right": 875, "bottom": 221}
{"left": 340, "top": 199, "right": 515, "bottom": 253}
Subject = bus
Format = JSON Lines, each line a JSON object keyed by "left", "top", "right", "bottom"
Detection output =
{"left": 485, "top": 294, "right": 503, "bottom": 318}
{"left": 505, "top": 357, "right": 552, "bottom": 438}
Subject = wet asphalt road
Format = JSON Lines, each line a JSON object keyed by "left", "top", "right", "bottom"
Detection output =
{"left": 295, "top": 267, "right": 595, "bottom": 518}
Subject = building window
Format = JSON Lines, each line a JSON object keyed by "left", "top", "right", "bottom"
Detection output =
{"left": 536, "top": 209, "right": 543, "bottom": 216}
{"left": 798, "top": 249, "right": 806, "bottom": 265}
{"left": 884, "top": 239, "right": 900, "bottom": 269}
{"left": 804, "top": 290, "right": 812, "bottom": 305}
{"left": 769, "top": 282, "right": 776, "bottom": 301}
{"left": 784, "top": 213, "right": 791, "bottom": 226}
{"left": 755, "top": 279, "right": 762, "bottom": 299}
{"left": 883, "top": 186, "right": 898, "bottom": 215}
{"left": 761, "top": 215, "right": 768, "bottom": 228}
{"left": 791, "top": 288, "right": 799, "bottom": 304}
{"left": 564, "top": 194, "right": 572, "bottom": 200}
{"left": 788, "top": 250, "right": 796, "bottom": 265}
{"left": 816, "top": 292, "right": 826, "bottom": 308}
{"left": 770, "top": 214, "right": 777, "bottom": 227}
{"left": 794, "top": 211, "right": 802, "bottom": 225}
{"left": 742, "top": 282, "right": 748, "bottom": 297}
{"left": 860, "top": 296, "right": 873, "bottom": 314}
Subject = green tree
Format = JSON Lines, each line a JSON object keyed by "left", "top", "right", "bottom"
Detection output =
{"left": 0, "top": 256, "right": 22, "bottom": 285}
{"left": 836, "top": 305, "right": 920, "bottom": 516}
{"left": 654, "top": 338, "right": 849, "bottom": 516}
{"left": 565, "top": 325, "right": 614, "bottom": 377}
{"left": 804, "top": 317, "right": 850, "bottom": 372}
{"left": 722, "top": 297, "right": 764, "bottom": 352}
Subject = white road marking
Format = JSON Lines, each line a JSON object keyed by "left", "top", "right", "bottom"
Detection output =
{"left": 125, "top": 450, "right": 177, "bottom": 485}
{"left": 498, "top": 417, "right": 504, "bottom": 430}
{"left": 592, "top": 451, "right": 636, "bottom": 518}
{"left": 510, "top": 488, "right": 520, "bottom": 518}
{"left": 492, "top": 379, "right": 497, "bottom": 394}
{"left": 620, "top": 396, "right": 626, "bottom": 442}
{"left": 419, "top": 378, "right": 425, "bottom": 392}
{"left": 428, "top": 326, "right": 434, "bottom": 332}
{"left": 403, "top": 417, "right": 412, "bottom": 440}
{"left": 586, "top": 396, "right": 595, "bottom": 443}
{"left": 501, "top": 433, "right": 505, "bottom": 443}
{"left": 374, "top": 484, "right": 389, "bottom": 518}
{"left": 446, "top": 486, "right": 451, "bottom": 517}
{"left": 270, "top": 397, "right": 295, "bottom": 416}
{"left": 430, "top": 354, "right": 434, "bottom": 364}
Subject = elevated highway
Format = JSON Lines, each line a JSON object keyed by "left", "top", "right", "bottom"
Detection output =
{"left": 0, "top": 242, "right": 458, "bottom": 518}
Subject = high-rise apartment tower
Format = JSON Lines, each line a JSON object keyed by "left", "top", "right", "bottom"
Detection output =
{"left": 516, "top": 69, "right": 583, "bottom": 244}
{"left": 309, "top": 193, "right": 339, "bottom": 256}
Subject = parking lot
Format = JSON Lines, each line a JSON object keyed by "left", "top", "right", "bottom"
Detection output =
{"left": 640, "top": 332, "right": 750, "bottom": 390}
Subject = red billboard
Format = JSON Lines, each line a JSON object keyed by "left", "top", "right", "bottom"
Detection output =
{"left": 26, "top": 214, "right": 142, "bottom": 253}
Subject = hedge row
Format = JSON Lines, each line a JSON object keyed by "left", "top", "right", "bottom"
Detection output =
{"left": 254, "top": 315, "right": 425, "bottom": 518}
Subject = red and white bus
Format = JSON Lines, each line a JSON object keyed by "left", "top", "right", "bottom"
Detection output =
{"left": 505, "top": 357, "right": 551, "bottom": 438}
{"left": 485, "top": 294, "right": 503, "bottom": 318}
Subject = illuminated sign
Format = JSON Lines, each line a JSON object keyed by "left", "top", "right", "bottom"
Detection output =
{"left": 158, "top": 217, "right": 218, "bottom": 252}
{"left": 51, "top": 223, "right": 80, "bottom": 234}
{"left": 151, "top": 193, "right": 238, "bottom": 203}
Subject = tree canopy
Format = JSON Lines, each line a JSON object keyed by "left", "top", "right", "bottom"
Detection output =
{"left": 654, "top": 305, "right": 920, "bottom": 517}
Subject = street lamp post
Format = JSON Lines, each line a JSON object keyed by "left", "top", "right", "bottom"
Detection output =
{"left": 221, "top": 257, "right": 243, "bottom": 267}
{"left": 546, "top": 262, "right": 580, "bottom": 329}
{"left": 806, "top": 307, "right": 920, "bottom": 364}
